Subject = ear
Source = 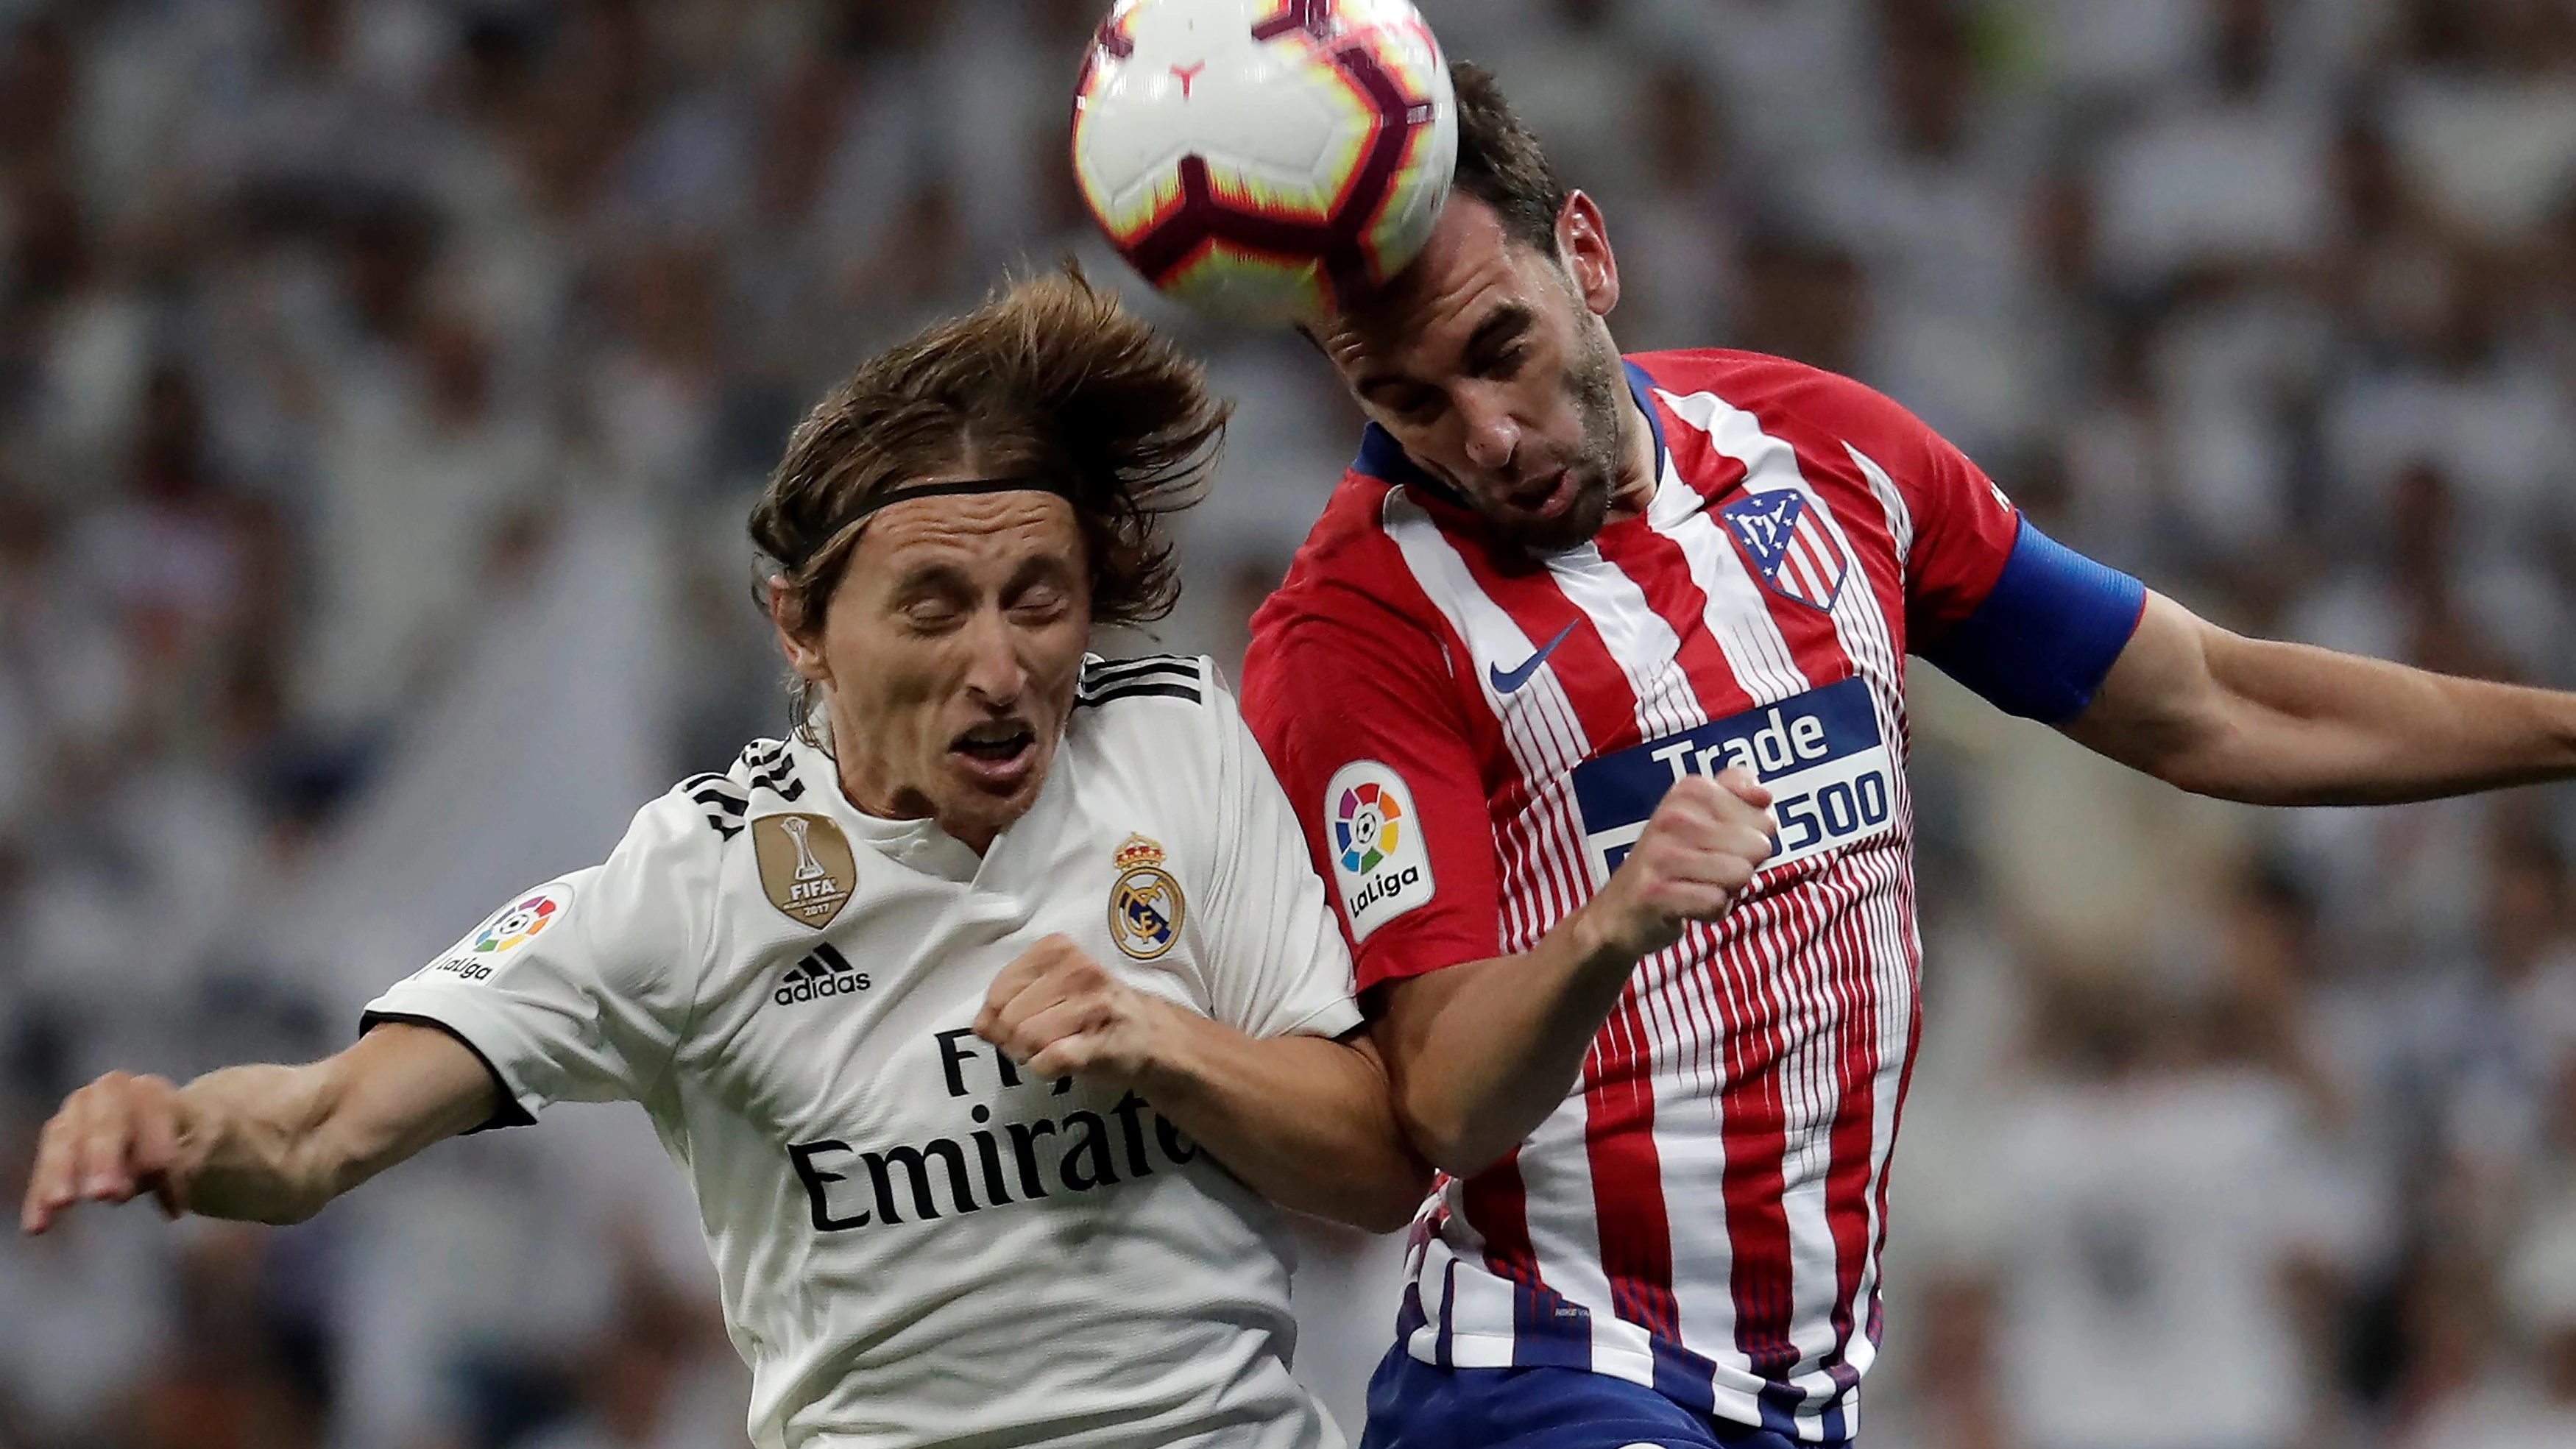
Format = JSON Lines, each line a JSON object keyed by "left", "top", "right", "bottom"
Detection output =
{"left": 767, "top": 576, "right": 831, "bottom": 685}
{"left": 1555, "top": 191, "right": 1621, "bottom": 320}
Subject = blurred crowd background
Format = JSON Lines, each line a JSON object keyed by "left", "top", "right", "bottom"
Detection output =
{"left": 3, "top": 0, "right": 2576, "bottom": 1447}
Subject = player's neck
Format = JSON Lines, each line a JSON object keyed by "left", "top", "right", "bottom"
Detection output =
{"left": 832, "top": 751, "right": 998, "bottom": 856}
{"left": 1602, "top": 390, "right": 1657, "bottom": 526}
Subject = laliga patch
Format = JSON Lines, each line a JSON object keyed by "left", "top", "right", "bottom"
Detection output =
{"left": 1572, "top": 677, "right": 1897, "bottom": 880}
{"left": 423, "top": 884, "right": 573, "bottom": 983}
{"left": 1325, "top": 762, "right": 1434, "bottom": 942}
{"left": 755, "top": 813, "right": 857, "bottom": 929}
{"left": 1108, "top": 835, "right": 1186, "bottom": 960}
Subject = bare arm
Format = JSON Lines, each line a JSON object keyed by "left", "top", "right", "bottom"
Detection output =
{"left": 20, "top": 1022, "right": 500, "bottom": 1233}
{"left": 2062, "top": 592, "right": 2576, "bottom": 807}
{"left": 1132, "top": 1015, "right": 1424, "bottom": 1233}
{"left": 1371, "top": 772, "right": 1776, "bottom": 1177}
{"left": 976, "top": 936, "right": 1429, "bottom": 1233}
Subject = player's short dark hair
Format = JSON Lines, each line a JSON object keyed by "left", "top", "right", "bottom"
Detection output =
{"left": 1449, "top": 61, "right": 1571, "bottom": 256}
{"left": 749, "top": 269, "right": 1225, "bottom": 717}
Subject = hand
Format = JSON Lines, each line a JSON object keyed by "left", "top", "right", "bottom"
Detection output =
{"left": 974, "top": 935, "right": 1178, "bottom": 1085}
{"left": 1579, "top": 768, "right": 1776, "bottom": 963}
{"left": 21, "top": 1071, "right": 199, "bottom": 1235}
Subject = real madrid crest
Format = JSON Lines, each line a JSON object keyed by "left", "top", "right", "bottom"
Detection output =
{"left": 754, "top": 813, "right": 858, "bottom": 929}
{"left": 1108, "top": 835, "right": 1185, "bottom": 961}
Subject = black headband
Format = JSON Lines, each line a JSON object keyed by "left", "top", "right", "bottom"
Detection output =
{"left": 787, "top": 476, "right": 1083, "bottom": 573}
{"left": 850, "top": 476, "right": 1079, "bottom": 523}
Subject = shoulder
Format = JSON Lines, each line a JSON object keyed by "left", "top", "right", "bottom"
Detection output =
{"left": 1065, "top": 656, "right": 1236, "bottom": 840}
{"left": 1270, "top": 467, "right": 1409, "bottom": 596}
{"left": 609, "top": 738, "right": 852, "bottom": 954}
{"left": 1243, "top": 493, "right": 1467, "bottom": 751}
{"left": 1629, "top": 348, "right": 1944, "bottom": 457}
{"left": 1630, "top": 347, "right": 1895, "bottom": 417}
{"left": 1075, "top": 653, "right": 1214, "bottom": 716}
{"left": 668, "top": 737, "right": 825, "bottom": 845}
{"left": 1250, "top": 471, "right": 1456, "bottom": 668}
{"left": 1069, "top": 654, "right": 1231, "bottom": 766}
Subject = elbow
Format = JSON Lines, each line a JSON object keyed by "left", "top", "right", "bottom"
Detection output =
{"left": 2085, "top": 709, "right": 2301, "bottom": 806}
{"left": 1355, "top": 1159, "right": 1437, "bottom": 1234}
{"left": 1345, "top": 1191, "right": 1428, "bottom": 1236}
{"left": 1400, "top": 1107, "right": 1517, "bottom": 1183}
{"left": 1287, "top": 1152, "right": 1431, "bottom": 1234}
{"left": 249, "top": 1197, "right": 328, "bottom": 1228}
{"left": 2146, "top": 735, "right": 2328, "bottom": 807}
{"left": 1327, "top": 1123, "right": 1437, "bottom": 1234}
{"left": 2145, "top": 748, "right": 2251, "bottom": 801}
{"left": 1428, "top": 1141, "right": 1514, "bottom": 1181}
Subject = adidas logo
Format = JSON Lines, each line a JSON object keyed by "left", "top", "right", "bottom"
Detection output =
{"left": 774, "top": 943, "right": 870, "bottom": 1007}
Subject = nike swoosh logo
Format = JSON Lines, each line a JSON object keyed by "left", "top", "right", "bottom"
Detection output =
{"left": 1488, "top": 623, "right": 1579, "bottom": 696}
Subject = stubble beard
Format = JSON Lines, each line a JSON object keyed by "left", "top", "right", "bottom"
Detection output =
{"left": 1483, "top": 316, "right": 1630, "bottom": 557}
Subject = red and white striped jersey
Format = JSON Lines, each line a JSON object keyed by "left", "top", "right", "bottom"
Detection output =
{"left": 1242, "top": 350, "right": 2027, "bottom": 1442}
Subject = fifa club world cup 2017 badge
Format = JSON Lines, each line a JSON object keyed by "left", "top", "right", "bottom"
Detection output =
{"left": 1108, "top": 835, "right": 1186, "bottom": 961}
{"left": 755, "top": 813, "right": 857, "bottom": 929}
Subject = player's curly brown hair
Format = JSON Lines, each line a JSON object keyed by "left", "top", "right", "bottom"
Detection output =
{"left": 749, "top": 268, "right": 1227, "bottom": 729}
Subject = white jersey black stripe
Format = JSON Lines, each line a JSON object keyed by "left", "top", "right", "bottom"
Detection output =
{"left": 684, "top": 773, "right": 749, "bottom": 840}
{"left": 1078, "top": 655, "right": 1206, "bottom": 709}
{"left": 1084, "top": 653, "right": 1200, "bottom": 683}
{"left": 364, "top": 656, "right": 1361, "bottom": 1449}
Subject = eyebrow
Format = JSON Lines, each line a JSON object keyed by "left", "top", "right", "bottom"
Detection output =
{"left": 1462, "top": 303, "right": 1535, "bottom": 364}
{"left": 888, "top": 561, "right": 973, "bottom": 600}
{"left": 1007, "top": 552, "right": 1081, "bottom": 593}
{"left": 1352, "top": 302, "right": 1538, "bottom": 403}
{"left": 887, "top": 549, "right": 1079, "bottom": 601}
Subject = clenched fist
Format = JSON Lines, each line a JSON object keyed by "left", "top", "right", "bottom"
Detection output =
{"left": 974, "top": 935, "right": 1181, "bottom": 1085}
{"left": 1580, "top": 768, "right": 1777, "bottom": 963}
{"left": 22, "top": 1071, "right": 199, "bottom": 1234}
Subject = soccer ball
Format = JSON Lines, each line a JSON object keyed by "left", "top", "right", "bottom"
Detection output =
{"left": 1072, "top": 0, "right": 1459, "bottom": 325}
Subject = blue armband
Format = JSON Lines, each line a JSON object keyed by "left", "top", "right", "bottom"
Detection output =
{"left": 1921, "top": 519, "right": 2147, "bottom": 724}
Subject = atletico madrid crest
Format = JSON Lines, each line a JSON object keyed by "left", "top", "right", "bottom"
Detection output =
{"left": 1720, "top": 492, "right": 1849, "bottom": 612}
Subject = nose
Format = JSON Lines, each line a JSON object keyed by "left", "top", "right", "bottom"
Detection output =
{"left": 1455, "top": 383, "right": 1519, "bottom": 475}
{"left": 960, "top": 608, "right": 1027, "bottom": 705}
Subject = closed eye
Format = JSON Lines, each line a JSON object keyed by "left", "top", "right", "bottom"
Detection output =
{"left": 1461, "top": 305, "right": 1535, "bottom": 378}
{"left": 902, "top": 599, "right": 967, "bottom": 633}
{"left": 1390, "top": 389, "right": 1445, "bottom": 422}
{"left": 1361, "top": 379, "right": 1444, "bottom": 422}
{"left": 1008, "top": 589, "right": 1073, "bottom": 626}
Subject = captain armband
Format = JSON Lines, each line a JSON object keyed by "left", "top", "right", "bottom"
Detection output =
{"left": 1919, "top": 519, "right": 2148, "bottom": 725}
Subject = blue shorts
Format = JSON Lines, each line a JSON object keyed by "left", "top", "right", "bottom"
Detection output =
{"left": 1358, "top": 1347, "right": 1846, "bottom": 1449}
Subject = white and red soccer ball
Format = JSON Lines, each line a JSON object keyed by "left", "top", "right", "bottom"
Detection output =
{"left": 1072, "top": 0, "right": 1459, "bottom": 325}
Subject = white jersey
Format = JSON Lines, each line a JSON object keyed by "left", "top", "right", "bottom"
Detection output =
{"left": 364, "top": 656, "right": 1365, "bottom": 1449}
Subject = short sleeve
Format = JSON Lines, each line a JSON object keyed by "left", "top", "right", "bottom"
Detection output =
{"left": 1868, "top": 396, "right": 2025, "bottom": 648}
{"left": 1827, "top": 375, "right": 2145, "bottom": 722}
{"left": 1242, "top": 607, "right": 1501, "bottom": 996}
{"left": 1196, "top": 679, "right": 1366, "bottom": 1041}
{"left": 361, "top": 788, "right": 716, "bottom": 1125}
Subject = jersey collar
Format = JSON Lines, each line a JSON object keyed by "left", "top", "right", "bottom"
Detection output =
{"left": 788, "top": 733, "right": 1075, "bottom": 888}
{"left": 1623, "top": 358, "right": 1671, "bottom": 482}
{"left": 1349, "top": 355, "right": 1671, "bottom": 503}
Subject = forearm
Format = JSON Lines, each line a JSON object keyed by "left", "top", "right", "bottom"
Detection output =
{"left": 2195, "top": 637, "right": 2576, "bottom": 804}
{"left": 172, "top": 1063, "right": 356, "bottom": 1225}
{"left": 1377, "top": 907, "right": 1640, "bottom": 1177}
{"left": 1133, "top": 1010, "right": 1431, "bottom": 1233}
{"left": 158, "top": 1027, "right": 491, "bottom": 1225}
{"left": 2068, "top": 593, "right": 2576, "bottom": 807}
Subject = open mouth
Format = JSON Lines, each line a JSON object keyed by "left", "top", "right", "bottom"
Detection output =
{"left": 1506, "top": 470, "right": 1575, "bottom": 519}
{"left": 952, "top": 720, "right": 1036, "bottom": 765}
